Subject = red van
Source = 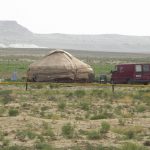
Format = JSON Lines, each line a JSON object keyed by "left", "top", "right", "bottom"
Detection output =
{"left": 111, "top": 64, "right": 150, "bottom": 84}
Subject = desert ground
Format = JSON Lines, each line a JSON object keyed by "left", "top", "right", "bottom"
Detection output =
{"left": 0, "top": 48, "right": 150, "bottom": 150}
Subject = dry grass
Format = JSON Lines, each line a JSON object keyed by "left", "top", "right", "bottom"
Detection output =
{"left": 0, "top": 84, "right": 150, "bottom": 149}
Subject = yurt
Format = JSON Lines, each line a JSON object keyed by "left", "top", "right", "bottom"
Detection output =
{"left": 27, "top": 50, "right": 94, "bottom": 82}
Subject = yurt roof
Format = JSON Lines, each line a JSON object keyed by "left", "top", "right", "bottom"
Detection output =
{"left": 29, "top": 49, "right": 91, "bottom": 69}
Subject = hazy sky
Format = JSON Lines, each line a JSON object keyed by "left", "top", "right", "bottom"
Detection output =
{"left": 0, "top": 0, "right": 150, "bottom": 35}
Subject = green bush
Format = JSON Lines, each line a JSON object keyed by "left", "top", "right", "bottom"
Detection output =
{"left": 62, "top": 123, "right": 74, "bottom": 138}
{"left": 136, "top": 104, "right": 146, "bottom": 113}
{"left": 0, "top": 90, "right": 12, "bottom": 95}
{"left": 87, "top": 130, "right": 101, "bottom": 140}
{"left": 43, "top": 127, "right": 55, "bottom": 139}
{"left": 41, "top": 106, "right": 49, "bottom": 111}
{"left": 80, "top": 101, "right": 90, "bottom": 111}
{"left": 90, "top": 111, "right": 113, "bottom": 120}
{"left": 65, "top": 92, "right": 74, "bottom": 98}
{"left": 8, "top": 109, "right": 19, "bottom": 116}
{"left": 120, "top": 142, "right": 147, "bottom": 150}
{"left": 35, "top": 142, "right": 54, "bottom": 150}
{"left": 0, "top": 130, "right": 4, "bottom": 141}
{"left": 49, "top": 83, "right": 59, "bottom": 89}
{"left": 100, "top": 121, "right": 110, "bottom": 134}
{"left": 90, "top": 89, "right": 103, "bottom": 97}
{"left": 2, "top": 139, "right": 10, "bottom": 146}
{"left": 85, "top": 143, "right": 113, "bottom": 150}
{"left": 42, "top": 122, "right": 55, "bottom": 139}
{"left": 3, "top": 145, "right": 27, "bottom": 150}
{"left": 16, "top": 129, "right": 37, "bottom": 140}
{"left": 58, "top": 101, "right": 66, "bottom": 110}
{"left": 0, "top": 107, "right": 5, "bottom": 117}
{"left": 118, "top": 118, "right": 126, "bottom": 126}
{"left": 74, "top": 90, "right": 86, "bottom": 98}
{"left": 124, "top": 130, "right": 135, "bottom": 139}
{"left": 1, "top": 93, "right": 13, "bottom": 105}
{"left": 112, "top": 126, "right": 143, "bottom": 140}
{"left": 36, "top": 84, "right": 43, "bottom": 89}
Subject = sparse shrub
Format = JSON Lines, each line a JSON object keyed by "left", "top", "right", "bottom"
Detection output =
{"left": 69, "top": 145, "right": 82, "bottom": 150}
{"left": 58, "top": 101, "right": 66, "bottom": 110}
{"left": 104, "top": 104, "right": 112, "bottom": 109}
{"left": 43, "top": 127, "right": 55, "bottom": 139}
{"left": 1, "top": 95, "right": 13, "bottom": 105}
{"left": 133, "top": 92, "right": 143, "bottom": 101}
{"left": 0, "top": 130, "right": 4, "bottom": 141}
{"left": 87, "top": 130, "right": 101, "bottom": 140}
{"left": 62, "top": 123, "right": 74, "bottom": 138}
{"left": 42, "top": 121, "right": 49, "bottom": 129}
{"left": 120, "top": 142, "right": 147, "bottom": 150}
{"left": 43, "top": 113, "right": 53, "bottom": 119}
{"left": 37, "top": 135, "right": 45, "bottom": 142}
{"left": 85, "top": 143, "right": 108, "bottom": 150}
{"left": 21, "top": 103, "right": 31, "bottom": 110}
{"left": 0, "top": 90, "right": 12, "bottom": 95}
{"left": 80, "top": 101, "right": 90, "bottom": 111}
{"left": 4, "top": 145, "right": 27, "bottom": 150}
{"left": 85, "top": 111, "right": 90, "bottom": 119}
{"left": 30, "top": 84, "right": 43, "bottom": 89}
{"left": 78, "top": 129, "right": 88, "bottom": 135}
{"left": 125, "top": 130, "right": 135, "bottom": 139}
{"left": 49, "top": 83, "right": 59, "bottom": 89}
{"left": 65, "top": 92, "right": 74, "bottom": 99}
{"left": 2, "top": 139, "right": 10, "bottom": 146}
{"left": 26, "top": 130, "right": 37, "bottom": 139}
{"left": 16, "top": 129, "right": 37, "bottom": 140}
{"left": 8, "top": 109, "right": 19, "bottom": 116}
{"left": 36, "top": 84, "right": 43, "bottom": 89}
{"left": 114, "top": 106, "right": 123, "bottom": 116}
{"left": 143, "top": 141, "right": 150, "bottom": 146}
{"left": 90, "top": 111, "right": 113, "bottom": 120}
{"left": 112, "top": 126, "right": 143, "bottom": 139}
{"left": 90, "top": 89, "right": 103, "bottom": 97}
{"left": 136, "top": 104, "right": 146, "bottom": 113}
{"left": 42, "top": 122, "right": 55, "bottom": 139}
{"left": 75, "top": 116, "right": 84, "bottom": 120}
{"left": 74, "top": 90, "right": 85, "bottom": 98}
{"left": 48, "top": 96, "right": 57, "bottom": 101}
{"left": 3, "top": 145, "right": 27, "bottom": 150}
{"left": 118, "top": 118, "right": 126, "bottom": 126}
{"left": 100, "top": 121, "right": 110, "bottom": 134}
{"left": 41, "top": 106, "right": 49, "bottom": 111}
{"left": 96, "top": 145, "right": 106, "bottom": 150}
{"left": 35, "top": 142, "right": 54, "bottom": 150}
{"left": 111, "top": 92, "right": 124, "bottom": 100}
{"left": 0, "top": 107, "right": 5, "bottom": 116}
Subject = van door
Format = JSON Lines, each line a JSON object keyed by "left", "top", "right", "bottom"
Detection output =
{"left": 142, "top": 64, "right": 150, "bottom": 81}
{"left": 135, "top": 65, "right": 142, "bottom": 81}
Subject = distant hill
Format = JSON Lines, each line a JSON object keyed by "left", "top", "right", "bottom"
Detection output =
{"left": 0, "top": 20, "right": 150, "bottom": 53}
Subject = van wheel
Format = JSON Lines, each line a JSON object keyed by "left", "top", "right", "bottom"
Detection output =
{"left": 33, "top": 75, "right": 38, "bottom": 82}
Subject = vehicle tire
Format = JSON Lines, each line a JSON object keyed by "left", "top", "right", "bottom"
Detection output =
{"left": 33, "top": 75, "right": 38, "bottom": 82}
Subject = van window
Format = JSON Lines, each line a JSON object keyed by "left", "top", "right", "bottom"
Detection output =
{"left": 112, "top": 66, "right": 117, "bottom": 72}
{"left": 135, "top": 65, "right": 142, "bottom": 72}
{"left": 143, "top": 65, "right": 150, "bottom": 72}
{"left": 119, "top": 66, "right": 123, "bottom": 72}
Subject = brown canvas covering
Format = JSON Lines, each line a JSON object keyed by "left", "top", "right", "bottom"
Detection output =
{"left": 27, "top": 50, "right": 94, "bottom": 82}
